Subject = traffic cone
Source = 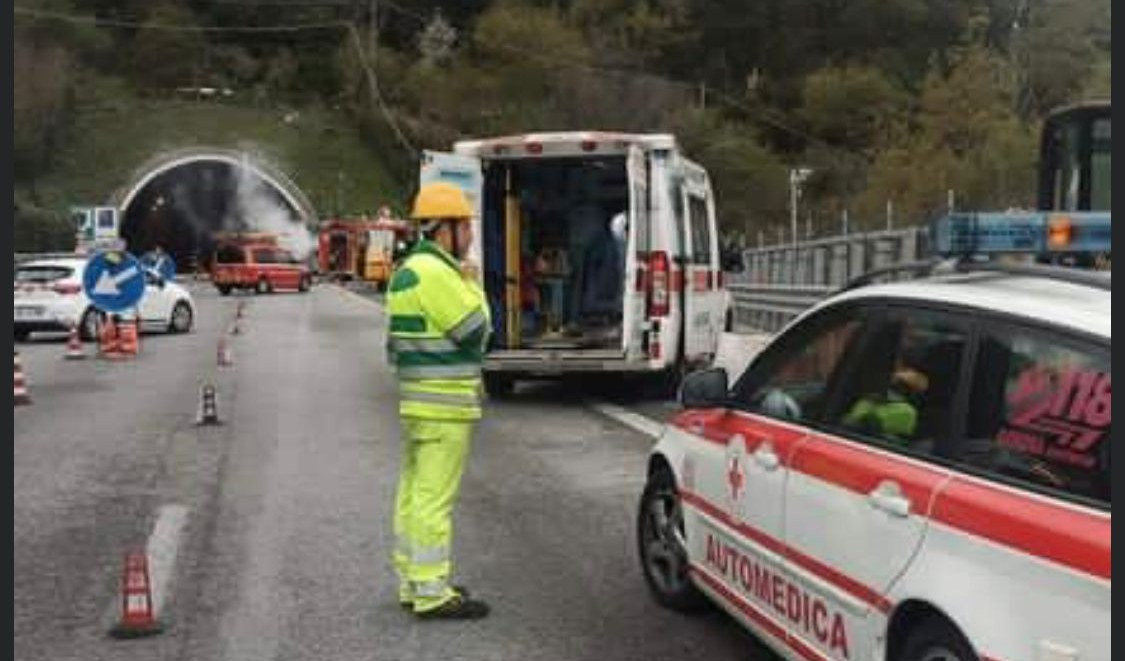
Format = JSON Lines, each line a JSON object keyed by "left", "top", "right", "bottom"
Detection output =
{"left": 14, "top": 352, "right": 31, "bottom": 406}
{"left": 64, "top": 323, "right": 86, "bottom": 360}
{"left": 196, "top": 384, "right": 221, "bottom": 426}
{"left": 118, "top": 320, "right": 139, "bottom": 357}
{"left": 217, "top": 337, "right": 233, "bottom": 367}
{"left": 109, "top": 551, "right": 163, "bottom": 638}
{"left": 99, "top": 317, "right": 123, "bottom": 359}
{"left": 235, "top": 301, "right": 245, "bottom": 319}
{"left": 229, "top": 319, "right": 241, "bottom": 336}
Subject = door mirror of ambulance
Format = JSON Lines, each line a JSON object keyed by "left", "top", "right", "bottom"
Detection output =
{"left": 680, "top": 367, "right": 729, "bottom": 409}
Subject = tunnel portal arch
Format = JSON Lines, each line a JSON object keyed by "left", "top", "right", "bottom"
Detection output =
{"left": 110, "top": 148, "right": 320, "bottom": 271}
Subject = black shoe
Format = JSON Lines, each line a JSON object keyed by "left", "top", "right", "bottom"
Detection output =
{"left": 414, "top": 593, "right": 490, "bottom": 620}
{"left": 399, "top": 586, "right": 471, "bottom": 610}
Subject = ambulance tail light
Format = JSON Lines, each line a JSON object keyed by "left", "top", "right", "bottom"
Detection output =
{"left": 648, "top": 251, "right": 670, "bottom": 317}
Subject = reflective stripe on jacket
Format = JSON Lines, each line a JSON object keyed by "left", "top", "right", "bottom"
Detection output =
{"left": 386, "top": 240, "right": 490, "bottom": 420}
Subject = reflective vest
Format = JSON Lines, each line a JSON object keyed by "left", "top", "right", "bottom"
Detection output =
{"left": 386, "top": 240, "right": 490, "bottom": 420}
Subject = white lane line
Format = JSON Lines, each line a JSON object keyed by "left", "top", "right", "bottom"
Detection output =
{"left": 589, "top": 401, "right": 665, "bottom": 439}
{"left": 145, "top": 504, "right": 189, "bottom": 618}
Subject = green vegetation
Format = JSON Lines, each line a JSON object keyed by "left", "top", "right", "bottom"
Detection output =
{"left": 14, "top": 0, "right": 1111, "bottom": 250}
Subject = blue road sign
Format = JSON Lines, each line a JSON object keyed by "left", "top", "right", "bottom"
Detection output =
{"left": 82, "top": 250, "right": 146, "bottom": 313}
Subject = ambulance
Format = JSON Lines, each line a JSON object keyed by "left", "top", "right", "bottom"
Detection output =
{"left": 420, "top": 132, "right": 729, "bottom": 396}
{"left": 636, "top": 213, "right": 1110, "bottom": 661}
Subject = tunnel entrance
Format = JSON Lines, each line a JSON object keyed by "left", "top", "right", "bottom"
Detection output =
{"left": 116, "top": 152, "right": 316, "bottom": 273}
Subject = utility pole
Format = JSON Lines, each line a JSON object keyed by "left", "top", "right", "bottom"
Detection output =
{"left": 886, "top": 199, "right": 893, "bottom": 231}
{"left": 842, "top": 208, "right": 849, "bottom": 235}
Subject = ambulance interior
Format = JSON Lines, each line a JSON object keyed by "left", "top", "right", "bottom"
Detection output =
{"left": 481, "top": 156, "right": 630, "bottom": 350}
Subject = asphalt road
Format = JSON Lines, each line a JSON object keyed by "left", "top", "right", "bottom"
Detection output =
{"left": 14, "top": 282, "right": 775, "bottom": 661}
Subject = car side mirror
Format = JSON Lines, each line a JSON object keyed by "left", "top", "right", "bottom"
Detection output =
{"left": 680, "top": 367, "right": 730, "bottom": 409}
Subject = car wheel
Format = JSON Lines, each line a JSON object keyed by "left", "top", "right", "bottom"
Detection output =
{"left": 637, "top": 467, "right": 709, "bottom": 612}
{"left": 80, "top": 307, "right": 104, "bottom": 341}
{"left": 217, "top": 285, "right": 232, "bottom": 296}
{"left": 256, "top": 278, "right": 272, "bottom": 295}
{"left": 169, "top": 301, "right": 193, "bottom": 334}
{"left": 298, "top": 275, "right": 310, "bottom": 292}
{"left": 483, "top": 372, "right": 515, "bottom": 398}
{"left": 898, "top": 617, "right": 978, "bottom": 661}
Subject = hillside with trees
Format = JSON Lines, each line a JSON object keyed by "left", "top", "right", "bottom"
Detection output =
{"left": 14, "top": 0, "right": 1111, "bottom": 248}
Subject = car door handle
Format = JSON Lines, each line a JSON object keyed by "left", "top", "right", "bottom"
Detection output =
{"left": 868, "top": 481, "right": 911, "bottom": 518}
{"left": 753, "top": 443, "right": 780, "bottom": 471}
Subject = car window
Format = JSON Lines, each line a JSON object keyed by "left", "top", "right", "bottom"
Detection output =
{"left": 687, "top": 195, "right": 710, "bottom": 264}
{"left": 830, "top": 313, "right": 968, "bottom": 454}
{"left": 215, "top": 245, "right": 245, "bottom": 264}
{"left": 15, "top": 265, "right": 73, "bottom": 282}
{"left": 958, "top": 329, "right": 1110, "bottom": 506}
{"left": 732, "top": 308, "right": 865, "bottom": 425}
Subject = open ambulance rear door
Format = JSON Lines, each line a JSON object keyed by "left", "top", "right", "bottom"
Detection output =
{"left": 622, "top": 145, "right": 650, "bottom": 361}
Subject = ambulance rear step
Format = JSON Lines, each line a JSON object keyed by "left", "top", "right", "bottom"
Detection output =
{"left": 485, "top": 350, "right": 653, "bottom": 374}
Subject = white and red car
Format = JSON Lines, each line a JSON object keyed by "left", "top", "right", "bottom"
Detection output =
{"left": 14, "top": 256, "right": 196, "bottom": 341}
{"left": 637, "top": 261, "right": 1110, "bottom": 661}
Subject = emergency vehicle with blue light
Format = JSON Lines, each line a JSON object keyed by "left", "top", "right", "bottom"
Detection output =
{"left": 636, "top": 210, "right": 1110, "bottom": 661}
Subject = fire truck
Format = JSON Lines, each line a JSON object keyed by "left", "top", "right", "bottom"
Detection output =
{"left": 317, "top": 217, "right": 412, "bottom": 288}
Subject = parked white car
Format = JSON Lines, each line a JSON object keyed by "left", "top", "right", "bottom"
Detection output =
{"left": 14, "top": 256, "right": 195, "bottom": 341}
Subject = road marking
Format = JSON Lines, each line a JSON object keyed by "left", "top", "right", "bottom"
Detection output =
{"left": 144, "top": 504, "right": 189, "bottom": 618}
{"left": 589, "top": 401, "right": 665, "bottom": 439}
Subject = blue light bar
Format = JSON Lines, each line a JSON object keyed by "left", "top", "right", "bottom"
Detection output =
{"left": 931, "top": 212, "right": 1111, "bottom": 256}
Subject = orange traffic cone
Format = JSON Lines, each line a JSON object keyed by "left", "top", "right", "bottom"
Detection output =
{"left": 64, "top": 323, "right": 86, "bottom": 360}
{"left": 118, "top": 320, "right": 139, "bottom": 357}
{"left": 14, "top": 352, "right": 31, "bottom": 406}
{"left": 109, "top": 551, "right": 163, "bottom": 638}
{"left": 217, "top": 337, "right": 233, "bottom": 367}
{"left": 100, "top": 317, "right": 122, "bottom": 359}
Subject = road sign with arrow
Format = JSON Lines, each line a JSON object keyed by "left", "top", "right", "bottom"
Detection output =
{"left": 82, "top": 250, "right": 146, "bottom": 313}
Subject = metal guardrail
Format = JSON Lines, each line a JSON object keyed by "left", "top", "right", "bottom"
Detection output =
{"left": 728, "top": 283, "right": 833, "bottom": 334}
{"left": 729, "top": 226, "right": 929, "bottom": 333}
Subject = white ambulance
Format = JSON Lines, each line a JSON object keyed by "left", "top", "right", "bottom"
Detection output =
{"left": 636, "top": 216, "right": 1110, "bottom": 661}
{"left": 420, "top": 132, "right": 728, "bottom": 396}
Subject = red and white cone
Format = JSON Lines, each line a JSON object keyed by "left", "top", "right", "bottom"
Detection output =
{"left": 217, "top": 337, "right": 233, "bottom": 367}
{"left": 109, "top": 551, "right": 163, "bottom": 638}
{"left": 64, "top": 323, "right": 86, "bottom": 360}
{"left": 14, "top": 352, "right": 31, "bottom": 406}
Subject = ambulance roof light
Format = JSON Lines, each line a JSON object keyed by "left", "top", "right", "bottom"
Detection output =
{"left": 931, "top": 211, "right": 1111, "bottom": 257}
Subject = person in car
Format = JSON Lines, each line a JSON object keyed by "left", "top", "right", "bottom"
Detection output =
{"left": 841, "top": 363, "right": 930, "bottom": 443}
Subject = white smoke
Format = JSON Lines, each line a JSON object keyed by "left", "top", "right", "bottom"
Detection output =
{"left": 229, "top": 162, "right": 316, "bottom": 260}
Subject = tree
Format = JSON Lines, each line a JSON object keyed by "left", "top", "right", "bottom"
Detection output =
{"left": 127, "top": 3, "right": 206, "bottom": 92}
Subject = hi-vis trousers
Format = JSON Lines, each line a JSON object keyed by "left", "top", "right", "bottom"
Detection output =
{"left": 392, "top": 417, "right": 473, "bottom": 612}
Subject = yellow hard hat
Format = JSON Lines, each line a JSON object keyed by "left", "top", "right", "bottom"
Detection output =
{"left": 411, "top": 182, "right": 473, "bottom": 221}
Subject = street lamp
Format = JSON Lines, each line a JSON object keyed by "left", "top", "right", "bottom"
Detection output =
{"left": 789, "top": 167, "right": 812, "bottom": 283}
{"left": 789, "top": 167, "right": 813, "bottom": 247}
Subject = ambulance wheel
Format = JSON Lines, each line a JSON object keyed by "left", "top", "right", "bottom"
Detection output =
{"left": 483, "top": 373, "right": 515, "bottom": 398}
{"left": 298, "top": 275, "right": 311, "bottom": 292}
{"left": 637, "top": 468, "right": 709, "bottom": 613}
{"left": 898, "top": 616, "right": 977, "bottom": 661}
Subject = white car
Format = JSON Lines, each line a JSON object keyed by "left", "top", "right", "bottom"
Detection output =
{"left": 637, "top": 260, "right": 1109, "bottom": 661}
{"left": 14, "top": 256, "right": 196, "bottom": 341}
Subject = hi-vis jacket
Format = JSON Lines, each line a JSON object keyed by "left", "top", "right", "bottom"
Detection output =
{"left": 386, "top": 240, "right": 491, "bottom": 420}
